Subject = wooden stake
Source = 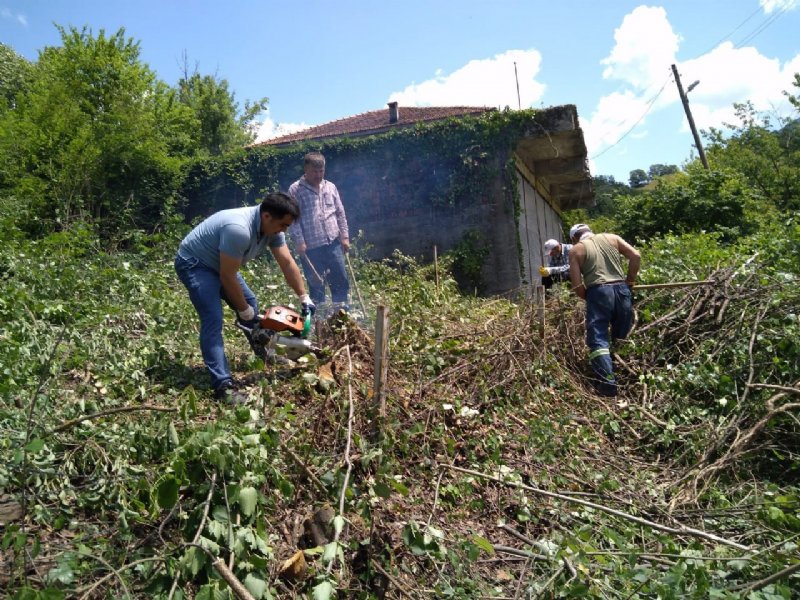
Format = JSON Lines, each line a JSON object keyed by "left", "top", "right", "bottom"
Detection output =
{"left": 373, "top": 305, "right": 390, "bottom": 420}
{"left": 536, "top": 284, "right": 545, "bottom": 339}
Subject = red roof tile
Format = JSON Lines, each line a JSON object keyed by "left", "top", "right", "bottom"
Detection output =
{"left": 255, "top": 105, "right": 495, "bottom": 146}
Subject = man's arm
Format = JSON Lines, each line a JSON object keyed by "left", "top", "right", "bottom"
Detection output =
{"left": 612, "top": 235, "right": 641, "bottom": 286}
{"left": 569, "top": 245, "right": 586, "bottom": 300}
{"left": 219, "top": 252, "right": 248, "bottom": 312}
{"left": 332, "top": 185, "right": 350, "bottom": 252}
{"left": 271, "top": 244, "right": 307, "bottom": 298}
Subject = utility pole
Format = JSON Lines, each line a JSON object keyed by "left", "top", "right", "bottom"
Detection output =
{"left": 672, "top": 64, "right": 709, "bottom": 170}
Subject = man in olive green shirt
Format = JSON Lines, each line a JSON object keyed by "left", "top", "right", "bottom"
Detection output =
{"left": 568, "top": 223, "right": 641, "bottom": 397}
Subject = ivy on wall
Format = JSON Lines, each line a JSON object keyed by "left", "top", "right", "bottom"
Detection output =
{"left": 180, "top": 108, "right": 552, "bottom": 219}
{"left": 179, "top": 107, "right": 564, "bottom": 291}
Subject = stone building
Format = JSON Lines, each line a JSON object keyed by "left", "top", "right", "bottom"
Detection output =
{"left": 190, "top": 103, "right": 594, "bottom": 296}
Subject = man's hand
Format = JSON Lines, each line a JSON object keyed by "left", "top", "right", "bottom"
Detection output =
{"left": 539, "top": 265, "right": 551, "bottom": 277}
{"left": 236, "top": 305, "right": 260, "bottom": 329}
{"left": 299, "top": 294, "right": 316, "bottom": 317}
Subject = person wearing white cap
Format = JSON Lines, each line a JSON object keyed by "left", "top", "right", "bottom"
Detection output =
{"left": 568, "top": 223, "right": 641, "bottom": 397}
{"left": 539, "top": 238, "right": 573, "bottom": 288}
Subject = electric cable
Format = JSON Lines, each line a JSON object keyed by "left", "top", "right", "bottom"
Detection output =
{"left": 590, "top": 72, "right": 672, "bottom": 160}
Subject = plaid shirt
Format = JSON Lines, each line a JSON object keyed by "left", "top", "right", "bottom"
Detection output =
{"left": 547, "top": 243, "right": 573, "bottom": 277}
{"left": 288, "top": 176, "right": 349, "bottom": 250}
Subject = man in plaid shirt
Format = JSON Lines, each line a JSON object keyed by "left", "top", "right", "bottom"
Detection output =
{"left": 539, "top": 238, "right": 573, "bottom": 289}
{"left": 288, "top": 152, "right": 351, "bottom": 307}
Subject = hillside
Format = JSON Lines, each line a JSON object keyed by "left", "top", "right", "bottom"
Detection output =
{"left": 2, "top": 227, "right": 799, "bottom": 600}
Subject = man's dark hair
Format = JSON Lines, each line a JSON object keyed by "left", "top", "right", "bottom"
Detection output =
{"left": 303, "top": 152, "right": 326, "bottom": 168}
{"left": 260, "top": 192, "right": 300, "bottom": 219}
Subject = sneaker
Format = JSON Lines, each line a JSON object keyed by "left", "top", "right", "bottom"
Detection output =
{"left": 213, "top": 380, "right": 248, "bottom": 405}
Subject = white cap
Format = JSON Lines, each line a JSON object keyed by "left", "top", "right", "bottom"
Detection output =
{"left": 543, "top": 239, "right": 559, "bottom": 255}
{"left": 569, "top": 223, "right": 591, "bottom": 240}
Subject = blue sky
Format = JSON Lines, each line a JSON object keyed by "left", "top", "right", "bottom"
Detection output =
{"left": 2, "top": 1, "right": 799, "bottom": 183}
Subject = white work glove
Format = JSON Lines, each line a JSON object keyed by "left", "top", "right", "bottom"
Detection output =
{"left": 237, "top": 305, "right": 256, "bottom": 321}
{"left": 299, "top": 294, "right": 316, "bottom": 317}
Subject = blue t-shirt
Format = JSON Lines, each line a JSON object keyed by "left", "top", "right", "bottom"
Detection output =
{"left": 178, "top": 206, "right": 286, "bottom": 273}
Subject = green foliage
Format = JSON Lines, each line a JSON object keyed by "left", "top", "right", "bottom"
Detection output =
{"left": 628, "top": 168, "right": 649, "bottom": 188}
{"left": 176, "top": 70, "right": 268, "bottom": 156}
{"left": 447, "top": 229, "right": 491, "bottom": 294}
{"left": 706, "top": 97, "right": 800, "bottom": 212}
{"left": 0, "top": 26, "right": 185, "bottom": 239}
{"left": 0, "top": 42, "right": 33, "bottom": 109}
{"left": 612, "top": 168, "right": 759, "bottom": 243}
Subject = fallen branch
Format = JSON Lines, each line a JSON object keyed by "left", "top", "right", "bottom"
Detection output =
{"left": 442, "top": 464, "right": 750, "bottom": 551}
{"left": 635, "top": 280, "right": 715, "bottom": 291}
{"left": 168, "top": 472, "right": 216, "bottom": 600}
{"left": 51, "top": 404, "right": 176, "bottom": 433}
{"left": 729, "top": 561, "right": 800, "bottom": 594}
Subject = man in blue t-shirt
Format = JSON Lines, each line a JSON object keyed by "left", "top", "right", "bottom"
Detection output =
{"left": 174, "top": 192, "right": 315, "bottom": 403}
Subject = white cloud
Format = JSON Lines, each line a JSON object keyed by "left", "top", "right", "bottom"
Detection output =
{"left": 680, "top": 42, "right": 798, "bottom": 130}
{"left": 601, "top": 6, "right": 679, "bottom": 90}
{"left": 388, "top": 49, "right": 545, "bottom": 109}
{"left": 1, "top": 8, "right": 27, "bottom": 25}
{"left": 587, "top": 4, "right": 800, "bottom": 161}
{"left": 760, "top": 0, "right": 799, "bottom": 14}
{"left": 255, "top": 112, "right": 310, "bottom": 143}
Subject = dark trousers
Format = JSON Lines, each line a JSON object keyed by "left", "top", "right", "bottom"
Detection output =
{"left": 300, "top": 241, "right": 350, "bottom": 304}
{"left": 585, "top": 282, "right": 633, "bottom": 396}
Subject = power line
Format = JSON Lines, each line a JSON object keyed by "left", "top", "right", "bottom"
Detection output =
{"left": 695, "top": 5, "right": 762, "bottom": 57}
{"left": 735, "top": 4, "right": 791, "bottom": 48}
{"left": 590, "top": 72, "right": 672, "bottom": 160}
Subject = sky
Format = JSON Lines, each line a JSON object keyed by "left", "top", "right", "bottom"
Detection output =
{"left": 2, "top": 0, "right": 799, "bottom": 184}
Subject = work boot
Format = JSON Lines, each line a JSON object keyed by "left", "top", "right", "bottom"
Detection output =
{"left": 213, "top": 380, "right": 248, "bottom": 405}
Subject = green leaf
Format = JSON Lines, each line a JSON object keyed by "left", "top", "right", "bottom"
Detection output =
{"left": 373, "top": 482, "right": 392, "bottom": 498}
{"left": 168, "top": 421, "right": 180, "bottom": 447}
{"left": 156, "top": 476, "right": 179, "bottom": 510}
{"left": 25, "top": 438, "right": 45, "bottom": 453}
{"left": 389, "top": 479, "right": 410, "bottom": 496}
{"left": 312, "top": 580, "right": 335, "bottom": 600}
{"left": 239, "top": 486, "right": 258, "bottom": 516}
{"left": 322, "top": 541, "right": 338, "bottom": 564}
{"left": 333, "top": 515, "right": 345, "bottom": 537}
{"left": 471, "top": 534, "right": 495, "bottom": 555}
{"left": 243, "top": 573, "right": 268, "bottom": 599}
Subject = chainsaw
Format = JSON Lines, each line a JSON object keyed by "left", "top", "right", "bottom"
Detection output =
{"left": 236, "top": 305, "right": 322, "bottom": 361}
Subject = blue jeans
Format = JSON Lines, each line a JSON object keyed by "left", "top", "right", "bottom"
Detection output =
{"left": 301, "top": 241, "right": 350, "bottom": 304}
{"left": 585, "top": 283, "right": 633, "bottom": 396}
{"left": 174, "top": 253, "right": 258, "bottom": 390}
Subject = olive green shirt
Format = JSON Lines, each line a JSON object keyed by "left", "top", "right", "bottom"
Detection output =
{"left": 581, "top": 234, "right": 626, "bottom": 288}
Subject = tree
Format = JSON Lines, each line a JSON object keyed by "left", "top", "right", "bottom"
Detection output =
{"left": 612, "top": 168, "right": 758, "bottom": 242}
{"left": 176, "top": 59, "right": 268, "bottom": 156}
{"left": 0, "top": 26, "right": 186, "bottom": 238}
{"left": 705, "top": 93, "right": 800, "bottom": 212}
{"left": 0, "top": 43, "right": 33, "bottom": 108}
{"left": 629, "top": 169, "right": 649, "bottom": 188}
{"left": 648, "top": 163, "right": 678, "bottom": 178}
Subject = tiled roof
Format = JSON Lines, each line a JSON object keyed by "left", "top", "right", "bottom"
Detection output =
{"left": 256, "top": 105, "right": 495, "bottom": 146}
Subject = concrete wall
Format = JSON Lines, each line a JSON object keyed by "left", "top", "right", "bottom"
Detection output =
{"left": 516, "top": 171, "right": 566, "bottom": 295}
{"left": 183, "top": 137, "right": 571, "bottom": 297}
{"left": 275, "top": 151, "right": 526, "bottom": 296}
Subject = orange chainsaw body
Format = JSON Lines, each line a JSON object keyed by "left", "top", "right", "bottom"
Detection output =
{"left": 260, "top": 305, "right": 305, "bottom": 336}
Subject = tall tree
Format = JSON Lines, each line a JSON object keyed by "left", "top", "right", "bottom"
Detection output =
{"left": 0, "top": 26, "right": 186, "bottom": 237}
{"left": 176, "top": 62, "right": 268, "bottom": 156}
{"left": 629, "top": 168, "right": 649, "bottom": 188}
{"left": 0, "top": 43, "right": 33, "bottom": 109}
{"left": 706, "top": 94, "right": 800, "bottom": 212}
